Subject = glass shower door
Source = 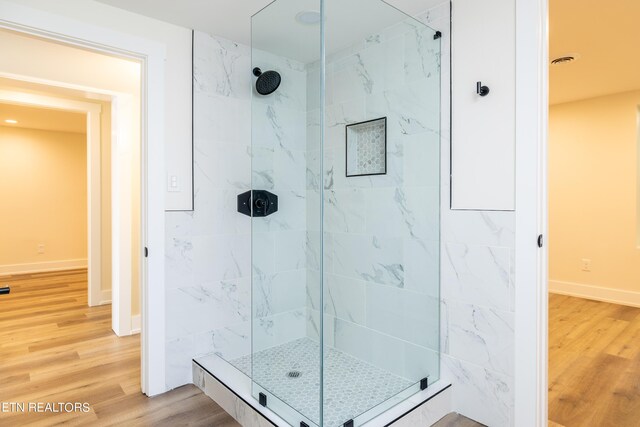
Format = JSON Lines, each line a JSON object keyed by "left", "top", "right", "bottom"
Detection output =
{"left": 249, "top": 0, "right": 323, "bottom": 425}
{"left": 321, "top": 0, "right": 441, "bottom": 425}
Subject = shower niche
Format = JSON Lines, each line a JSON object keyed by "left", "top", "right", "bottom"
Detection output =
{"left": 195, "top": 0, "right": 443, "bottom": 425}
{"left": 346, "top": 117, "right": 387, "bottom": 177}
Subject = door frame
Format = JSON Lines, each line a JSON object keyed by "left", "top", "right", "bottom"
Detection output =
{"left": 514, "top": 0, "right": 549, "bottom": 425}
{"left": 0, "top": 1, "right": 167, "bottom": 396}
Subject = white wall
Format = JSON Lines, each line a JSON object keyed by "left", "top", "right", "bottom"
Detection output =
{"left": 451, "top": 0, "right": 515, "bottom": 210}
{"left": 549, "top": 91, "right": 640, "bottom": 304}
{"left": 2, "top": 0, "right": 194, "bottom": 211}
{"left": 0, "top": 126, "right": 87, "bottom": 272}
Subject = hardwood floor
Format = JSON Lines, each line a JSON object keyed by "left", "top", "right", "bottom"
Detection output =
{"left": 549, "top": 293, "right": 640, "bottom": 427}
{"left": 432, "top": 413, "right": 485, "bottom": 426}
{"left": 14, "top": 272, "right": 640, "bottom": 426}
{"left": 0, "top": 269, "right": 239, "bottom": 426}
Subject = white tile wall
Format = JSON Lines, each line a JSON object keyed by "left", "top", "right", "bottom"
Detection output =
{"left": 167, "top": 4, "right": 517, "bottom": 426}
{"left": 418, "top": 3, "right": 517, "bottom": 426}
{"left": 165, "top": 31, "right": 308, "bottom": 389}
{"left": 314, "top": 12, "right": 443, "bottom": 391}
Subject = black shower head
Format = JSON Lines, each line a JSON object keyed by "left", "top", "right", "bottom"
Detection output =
{"left": 253, "top": 67, "right": 281, "bottom": 96}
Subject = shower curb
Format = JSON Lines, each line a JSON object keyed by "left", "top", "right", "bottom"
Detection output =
{"left": 193, "top": 359, "right": 452, "bottom": 427}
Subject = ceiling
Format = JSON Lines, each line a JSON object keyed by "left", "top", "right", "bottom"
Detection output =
{"left": 0, "top": 103, "right": 86, "bottom": 134}
{"left": 96, "top": 0, "right": 442, "bottom": 55}
{"left": 550, "top": 0, "right": 640, "bottom": 104}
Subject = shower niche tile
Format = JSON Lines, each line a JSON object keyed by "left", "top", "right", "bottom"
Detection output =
{"left": 346, "top": 117, "right": 387, "bottom": 177}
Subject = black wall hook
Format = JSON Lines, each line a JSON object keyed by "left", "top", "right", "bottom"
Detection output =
{"left": 477, "top": 81, "right": 490, "bottom": 97}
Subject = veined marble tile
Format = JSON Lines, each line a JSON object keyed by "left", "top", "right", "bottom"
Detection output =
{"left": 166, "top": 277, "right": 250, "bottom": 340}
{"left": 193, "top": 321, "right": 251, "bottom": 361}
{"left": 333, "top": 233, "right": 404, "bottom": 287}
{"left": 446, "top": 300, "right": 514, "bottom": 376}
{"left": 251, "top": 145, "right": 275, "bottom": 190}
{"left": 325, "top": 274, "right": 367, "bottom": 326}
{"left": 365, "top": 282, "right": 439, "bottom": 349}
{"left": 253, "top": 269, "right": 306, "bottom": 318}
{"left": 365, "top": 186, "right": 439, "bottom": 241}
{"left": 274, "top": 147, "right": 306, "bottom": 191}
{"left": 194, "top": 141, "right": 250, "bottom": 190}
{"left": 253, "top": 309, "right": 307, "bottom": 352}
{"left": 404, "top": 24, "right": 441, "bottom": 84}
{"left": 443, "top": 210, "right": 516, "bottom": 248}
{"left": 403, "top": 132, "right": 440, "bottom": 188}
{"left": 403, "top": 237, "right": 439, "bottom": 297}
{"left": 194, "top": 93, "right": 249, "bottom": 144}
{"left": 165, "top": 210, "right": 195, "bottom": 240}
{"left": 365, "top": 88, "right": 439, "bottom": 138}
{"left": 251, "top": 231, "right": 275, "bottom": 276}
{"left": 442, "top": 242, "right": 513, "bottom": 312}
{"left": 193, "top": 32, "right": 251, "bottom": 100}
{"left": 404, "top": 341, "right": 440, "bottom": 382}
{"left": 442, "top": 355, "right": 513, "bottom": 427}
{"left": 332, "top": 316, "right": 437, "bottom": 382}
{"left": 325, "top": 189, "right": 366, "bottom": 234}
{"left": 416, "top": 1, "right": 450, "bottom": 26}
{"left": 165, "top": 235, "right": 194, "bottom": 291}
{"left": 252, "top": 102, "right": 306, "bottom": 152}
{"left": 324, "top": 98, "right": 366, "bottom": 151}
{"left": 191, "top": 234, "right": 250, "bottom": 284}
{"left": 274, "top": 230, "right": 306, "bottom": 271}
{"left": 166, "top": 336, "right": 195, "bottom": 389}
{"left": 305, "top": 149, "right": 322, "bottom": 191}
{"left": 306, "top": 67, "right": 322, "bottom": 113}
{"left": 332, "top": 51, "right": 385, "bottom": 103}
{"left": 180, "top": 188, "right": 250, "bottom": 238}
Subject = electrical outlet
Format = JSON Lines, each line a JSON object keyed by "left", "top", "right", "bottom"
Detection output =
{"left": 581, "top": 258, "right": 591, "bottom": 272}
{"left": 37, "top": 243, "right": 45, "bottom": 254}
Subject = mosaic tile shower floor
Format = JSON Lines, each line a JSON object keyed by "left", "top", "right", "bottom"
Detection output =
{"left": 229, "top": 338, "right": 414, "bottom": 426}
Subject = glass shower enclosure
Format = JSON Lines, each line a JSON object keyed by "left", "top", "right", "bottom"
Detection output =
{"left": 234, "top": 0, "right": 441, "bottom": 425}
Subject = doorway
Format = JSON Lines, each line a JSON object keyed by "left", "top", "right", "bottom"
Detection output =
{"left": 547, "top": 0, "right": 640, "bottom": 425}
{"left": 0, "top": 27, "right": 147, "bottom": 420}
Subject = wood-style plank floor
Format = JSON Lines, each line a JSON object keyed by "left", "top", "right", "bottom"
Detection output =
{"left": 432, "top": 413, "right": 484, "bottom": 426}
{"left": 549, "top": 293, "right": 640, "bottom": 427}
{"left": 0, "top": 269, "right": 239, "bottom": 426}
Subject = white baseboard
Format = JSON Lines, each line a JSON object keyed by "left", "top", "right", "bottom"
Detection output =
{"left": 131, "top": 314, "right": 141, "bottom": 334}
{"left": 100, "top": 289, "right": 112, "bottom": 305}
{"left": 549, "top": 280, "right": 640, "bottom": 308}
{"left": 0, "top": 259, "right": 88, "bottom": 276}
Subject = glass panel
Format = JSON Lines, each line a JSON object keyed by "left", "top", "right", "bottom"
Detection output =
{"left": 322, "top": 0, "right": 441, "bottom": 425}
{"left": 250, "top": 1, "right": 440, "bottom": 426}
{"left": 250, "top": 0, "right": 323, "bottom": 426}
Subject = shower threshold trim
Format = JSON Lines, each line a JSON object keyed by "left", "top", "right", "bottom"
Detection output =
{"left": 193, "top": 351, "right": 452, "bottom": 427}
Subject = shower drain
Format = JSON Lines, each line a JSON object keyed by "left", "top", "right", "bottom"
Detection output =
{"left": 286, "top": 370, "right": 302, "bottom": 379}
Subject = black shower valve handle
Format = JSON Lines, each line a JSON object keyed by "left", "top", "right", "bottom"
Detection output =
{"left": 477, "top": 81, "right": 490, "bottom": 97}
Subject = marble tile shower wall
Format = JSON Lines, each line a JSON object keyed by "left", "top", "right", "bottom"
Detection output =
{"left": 164, "top": 31, "right": 308, "bottom": 389}
{"left": 305, "top": 19, "right": 442, "bottom": 383}
{"left": 164, "top": 7, "right": 516, "bottom": 427}
{"left": 418, "top": 3, "right": 516, "bottom": 426}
